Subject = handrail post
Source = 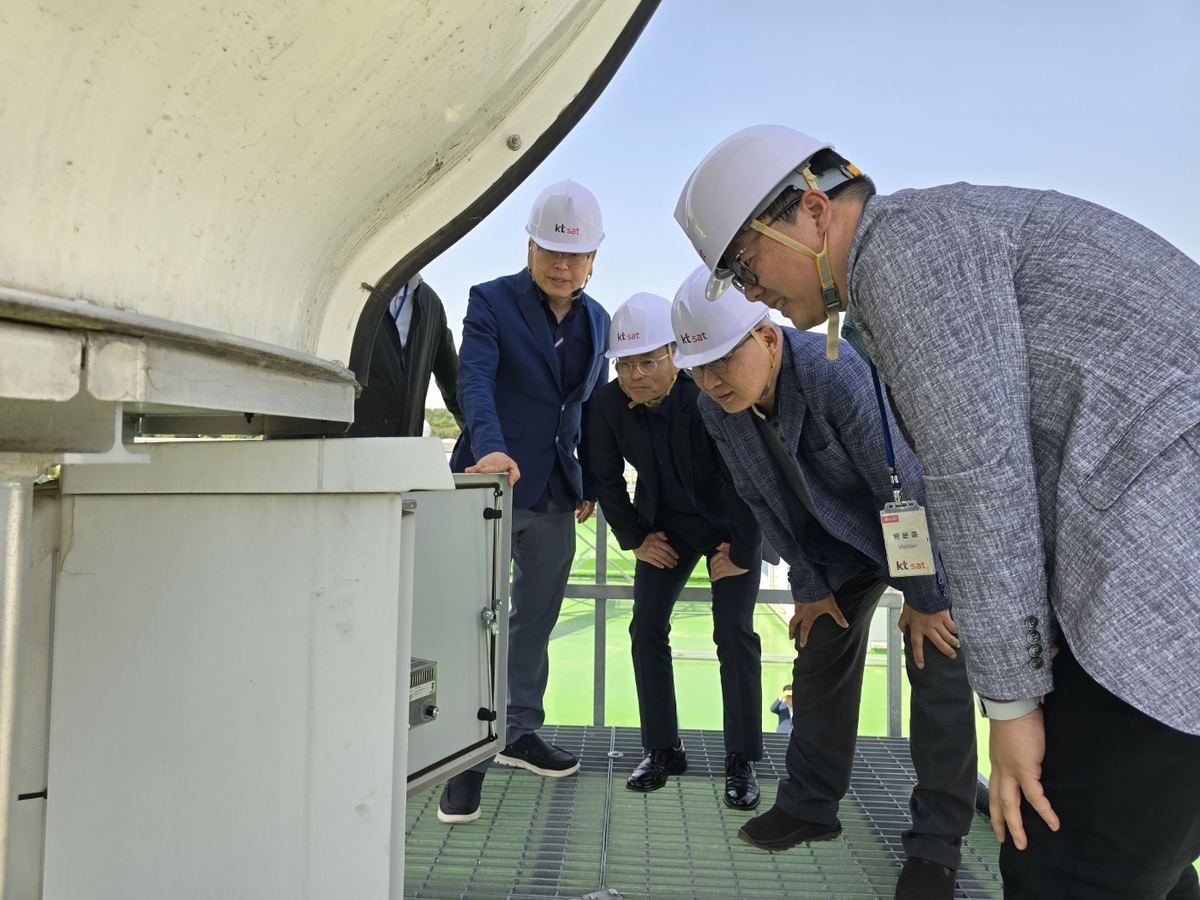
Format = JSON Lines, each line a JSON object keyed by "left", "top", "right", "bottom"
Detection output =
{"left": 592, "top": 507, "right": 607, "bottom": 726}
{"left": 0, "top": 464, "right": 38, "bottom": 900}
{"left": 885, "top": 598, "right": 903, "bottom": 737}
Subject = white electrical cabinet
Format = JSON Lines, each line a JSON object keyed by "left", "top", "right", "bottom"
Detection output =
{"left": 1, "top": 4, "right": 659, "bottom": 895}
{"left": 37, "top": 438, "right": 508, "bottom": 900}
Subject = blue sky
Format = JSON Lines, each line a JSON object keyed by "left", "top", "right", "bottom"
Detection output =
{"left": 423, "top": 0, "right": 1200, "bottom": 405}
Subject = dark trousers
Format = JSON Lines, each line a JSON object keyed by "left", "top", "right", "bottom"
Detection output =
{"left": 1000, "top": 643, "right": 1200, "bottom": 899}
{"left": 629, "top": 534, "right": 763, "bottom": 760}
{"left": 776, "top": 571, "right": 977, "bottom": 870}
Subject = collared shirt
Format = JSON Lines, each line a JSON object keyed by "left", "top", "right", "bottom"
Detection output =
{"left": 388, "top": 274, "right": 422, "bottom": 349}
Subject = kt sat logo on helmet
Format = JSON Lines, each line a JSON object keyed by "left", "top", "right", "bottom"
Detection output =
{"left": 618, "top": 332, "right": 640, "bottom": 341}
{"left": 679, "top": 331, "right": 708, "bottom": 344}
{"left": 554, "top": 223, "right": 581, "bottom": 235}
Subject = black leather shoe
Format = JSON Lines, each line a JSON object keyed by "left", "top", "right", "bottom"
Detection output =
{"left": 894, "top": 857, "right": 957, "bottom": 900}
{"left": 723, "top": 753, "right": 761, "bottom": 810}
{"left": 494, "top": 732, "right": 579, "bottom": 777}
{"left": 737, "top": 804, "right": 842, "bottom": 851}
{"left": 437, "top": 770, "right": 484, "bottom": 824}
{"left": 625, "top": 743, "right": 687, "bottom": 792}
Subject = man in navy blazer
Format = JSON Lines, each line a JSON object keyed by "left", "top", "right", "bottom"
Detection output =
{"left": 439, "top": 181, "right": 611, "bottom": 824}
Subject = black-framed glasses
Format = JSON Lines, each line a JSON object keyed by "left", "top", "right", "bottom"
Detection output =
{"left": 614, "top": 352, "right": 670, "bottom": 377}
{"left": 725, "top": 195, "right": 802, "bottom": 293}
{"left": 683, "top": 333, "right": 754, "bottom": 378}
{"left": 532, "top": 243, "right": 593, "bottom": 265}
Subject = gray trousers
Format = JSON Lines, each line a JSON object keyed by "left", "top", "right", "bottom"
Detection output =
{"left": 504, "top": 505, "right": 577, "bottom": 743}
{"left": 471, "top": 505, "right": 577, "bottom": 775}
{"left": 776, "top": 571, "right": 978, "bottom": 870}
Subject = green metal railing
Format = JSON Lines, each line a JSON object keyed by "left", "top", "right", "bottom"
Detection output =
{"left": 566, "top": 507, "right": 905, "bottom": 736}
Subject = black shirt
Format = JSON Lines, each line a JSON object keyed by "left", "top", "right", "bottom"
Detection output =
{"left": 542, "top": 293, "right": 591, "bottom": 397}
{"left": 645, "top": 395, "right": 697, "bottom": 516}
{"left": 532, "top": 290, "right": 595, "bottom": 514}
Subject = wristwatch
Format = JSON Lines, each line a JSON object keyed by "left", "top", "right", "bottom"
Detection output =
{"left": 977, "top": 696, "right": 1040, "bottom": 720}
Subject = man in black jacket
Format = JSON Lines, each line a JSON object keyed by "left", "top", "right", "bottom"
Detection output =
{"left": 348, "top": 273, "right": 464, "bottom": 437}
{"left": 588, "top": 292, "right": 764, "bottom": 810}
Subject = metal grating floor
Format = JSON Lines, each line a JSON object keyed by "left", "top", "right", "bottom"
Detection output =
{"left": 405, "top": 726, "right": 1002, "bottom": 900}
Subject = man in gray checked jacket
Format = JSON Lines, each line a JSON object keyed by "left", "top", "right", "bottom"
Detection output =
{"left": 672, "top": 268, "right": 977, "bottom": 900}
{"left": 676, "top": 125, "right": 1200, "bottom": 899}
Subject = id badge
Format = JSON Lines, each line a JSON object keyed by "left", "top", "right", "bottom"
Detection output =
{"left": 880, "top": 501, "right": 936, "bottom": 577}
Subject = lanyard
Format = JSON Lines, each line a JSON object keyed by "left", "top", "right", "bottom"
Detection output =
{"left": 869, "top": 363, "right": 904, "bottom": 504}
{"left": 391, "top": 282, "right": 409, "bottom": 324}
{"left": 869, "top": 364, "right": 939, "bottom": 579}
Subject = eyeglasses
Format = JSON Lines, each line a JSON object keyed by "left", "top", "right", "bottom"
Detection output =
{"left": 615, "top": 352, "right": 670, "bottom": 377}
{"left": 683, "top": 333, "right": 754, "bottom": 379}
{"left": 532, "top": 243, "right": 593, "bottom": 265}
{"left": 725, "top": 195, "right": 802, "bottom": 293}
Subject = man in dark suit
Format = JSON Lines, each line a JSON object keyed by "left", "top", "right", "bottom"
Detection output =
{"left": 770, "top": 685, "right": 793, "bottom": 734}
{"left": 347, "top": 273, "right": 464, "bottom": 437}
{"left": 439, "top": 181, "right": 611, "bottom": 824}
{"left": 588, "top": 292, "right": 764, "bottom": 811}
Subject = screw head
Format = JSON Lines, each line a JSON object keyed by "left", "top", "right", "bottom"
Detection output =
{"left": 506, "top": 133, "right": 522, "bottom": 151}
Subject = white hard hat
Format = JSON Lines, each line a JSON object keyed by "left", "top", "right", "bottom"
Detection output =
{"left": 675, "top": 125, "right": 839, "bottom": 299}
{"left": 606, "top": 293, "right": 675, "bottom": 359}
{"left": 671, "top": 266, "right": 772, "bottom": 368}
{"left": 526, "top": 180, "right": 605, "bottom": 253}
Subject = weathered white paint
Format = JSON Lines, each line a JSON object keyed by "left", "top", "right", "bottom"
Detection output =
{"left": 0, "top": 325, "right": 82, "bottom": 403}
{"left": 59, "top": 436, "right": 455, "bottom": 495}
{"left": 1, "top": 0, "right": 641, "bottom": 369}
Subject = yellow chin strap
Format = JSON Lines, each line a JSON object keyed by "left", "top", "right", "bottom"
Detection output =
{"left": 747, "top": 221, "right": 843, "bottom": 361}
{"left": 748, "top": 327, "right": 776, "bottom": 418}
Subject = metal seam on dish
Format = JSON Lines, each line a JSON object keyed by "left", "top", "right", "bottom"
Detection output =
{"left": 0, "top": 287, "right": 356, "bottom": 385}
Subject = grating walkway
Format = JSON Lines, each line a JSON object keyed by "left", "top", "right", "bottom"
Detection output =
{"left": 405, "top": 726, "right": 1002, "bottom": 900}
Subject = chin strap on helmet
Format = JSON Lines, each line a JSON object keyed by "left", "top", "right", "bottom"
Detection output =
{"left": 747, "top": 327, "right": 776, "bottom": 416}
{"left": 747, "top": 222, "right": 844, "bottom": 361}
